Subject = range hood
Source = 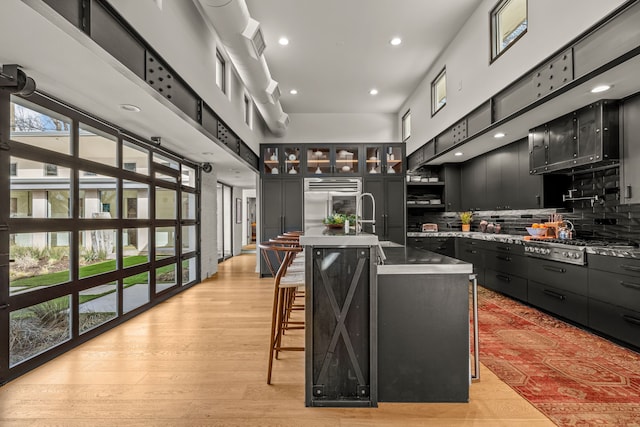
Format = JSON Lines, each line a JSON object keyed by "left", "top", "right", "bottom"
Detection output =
{"left": 529, "top": 100, "right": 619, "bottom": 174}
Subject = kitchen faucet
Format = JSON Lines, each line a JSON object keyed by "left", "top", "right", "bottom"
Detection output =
{"left": 356, "top": 192, "right": 376, "bottom": 234}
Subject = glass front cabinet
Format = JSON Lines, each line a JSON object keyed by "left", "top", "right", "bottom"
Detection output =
{"left": 365, "top": 144, "right": 404, "bottom": 176}
{"left": 262, "top": 145, "right": 302, "bottom": 176}
{"left": 262, "top": 143, "right": 403, "bottom": 177}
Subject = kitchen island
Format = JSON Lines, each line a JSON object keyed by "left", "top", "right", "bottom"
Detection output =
{"left": 300, "top": 227, "right": 473, "bottom": 407}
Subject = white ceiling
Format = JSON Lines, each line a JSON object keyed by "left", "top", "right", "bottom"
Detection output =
{"left": 245, "top": 0, "right": 483, "bottom": 113}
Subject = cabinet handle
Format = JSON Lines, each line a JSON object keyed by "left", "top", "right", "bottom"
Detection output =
{"left": 467, "top": 250, "right": 477, "bottom": 254}
{"left": 626, "top": 185, "right": 632, "bottom": 199}
{"left": 496, "top": 246, "right": 510, "bottom": 251}
{"left": 496, "top": 274, "right": 511, "bottom": 282}
{"left": 620, "top": 280, "right": 640, "bottom": 291}
{"left": 622, "top": 314, "right": 640, "bottom": 326}
{"left": 0, "top": 303, "right": 9, "bottom": 310}
{"left": 620, "top": 264, "right": 640, "bottom": 273}
{"left": 543, "top": 289, "right": 566, "bottom": 300}
{"left": 536, "top": 195, "right": 541, "bottom": 207}
{"left": 543, "top": 265, "right": 566, "bottom": 273}
{"left": 436, "top": 246, "right": 447, "bottom": 250}
{"left": 281, "top": 216, "right": 285, "bottom": 232}
{"left": 496, "top": 255, "right": 511, "bottom": 261}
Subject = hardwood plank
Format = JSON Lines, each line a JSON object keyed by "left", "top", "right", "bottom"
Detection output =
{"left": 0, "top": 254, "right": 554, "bottom": 426}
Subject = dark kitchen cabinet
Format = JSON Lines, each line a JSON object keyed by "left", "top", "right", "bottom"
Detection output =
{"left": 364, "top": 144, "right": 404, "bottom": 176}
{"left": 406, "top": 165, "right": 459, "bottom": 212}
{"left": 454, "top": 238, "right": 486, "bottom": 284}
{"left": 588, "top": 254, "right": 640, "bottom": 347}
{"left": 460, "top": 155, "right": 486, "bottom": 211}
{"left": 364, "top": 176, "right": 405, "bottom": 244}
{"left": 622, "top": 93, "right": 640, "bottom": 204}
{"left": 482, "top": 242, "right": 528, "bottom": 301}
{"left": 529, "top": 100, "right": 619, "bottom": 174}
{"left": 526, "top": 258, "right": 588, "bottom": 324}
{"left": 485, "top": 143, "right": 519, "bottom": 210}
{"left": 261, "top": 145, "right": 302, "bottom": 176}
{"left": 406, "top": 237, "right": 455, "bottom": 258}
{"left": 518, "top": 138, "right": 544, "bottom": 208}
{"left": 260, "top": 178, "right": 303, "bottom": 275}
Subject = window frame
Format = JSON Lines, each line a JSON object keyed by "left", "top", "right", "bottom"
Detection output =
{"left": 10, "top": 162, "right": 17, "bottom": 176}
{"left": 431, "top": 67, "right": 447, "bottom": 116}
{"left": 490, "top": 0, "right": 528, "bottom": 63}
{"left": 44, "top": 163, "right": 58, "bottom": 176}
{"left": 243, "top": 94, "right": 252, "bottom": 128}
{"left": 401, "top": 110, "right": 411, "bottom": 142}
{"left": 215, "top": 48, "right": 226, "bottom": 94}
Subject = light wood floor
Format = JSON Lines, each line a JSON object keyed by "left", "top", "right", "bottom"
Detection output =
{"left": 0, "top": 254, "right": 554, "bottom": 426}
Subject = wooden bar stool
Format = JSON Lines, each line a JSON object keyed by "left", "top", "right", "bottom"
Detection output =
{"left": 265, "top": 244, "right": 305, "bottom": 384}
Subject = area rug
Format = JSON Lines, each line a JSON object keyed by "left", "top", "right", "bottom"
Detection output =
{"left": 476, "top": 286, "right": 640, "bottom": 426}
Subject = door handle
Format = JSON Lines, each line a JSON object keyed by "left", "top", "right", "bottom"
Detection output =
{"left": 620, "top": 280, "right": 640, "bottom": 291}
{"left": 543, "top": 289, "right": 566, "bottom": 300}
{"left": 0, "top": 303, "right": 9, "bottom": 310}
{"left": 543, "top": 265, "right": 566, "bottom": 273}
{"left": 621, "top": 264, "right": 640, "bottom": 273}
{"left": 622, "top": 314, "right": 640, "bottom": 326}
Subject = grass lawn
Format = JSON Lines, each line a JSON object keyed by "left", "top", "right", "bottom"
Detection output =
{"left": 11, "top": 256, "right": 150, "bottom": 289}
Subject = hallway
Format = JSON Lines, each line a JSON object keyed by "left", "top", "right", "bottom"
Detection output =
{"left": 0, "top": 254, "right": 551, "bottom": 426}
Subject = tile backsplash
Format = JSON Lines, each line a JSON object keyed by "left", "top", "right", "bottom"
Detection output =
{"left": 409, "top": 166, "right": 640, "bottom": 245}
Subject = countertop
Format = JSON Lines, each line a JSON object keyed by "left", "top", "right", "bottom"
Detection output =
{"left": 407, "top": 231, "right": 640, "bottom": 259}
{"left": 377, "top": 246, "right": 473, "bottom": 275}
{"left": 299, "top": 225, "right": 379, "bottom": 246}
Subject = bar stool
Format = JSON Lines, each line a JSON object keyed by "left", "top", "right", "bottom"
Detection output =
{"left": 266, "top": 244, "right": 306, "bottom": 384}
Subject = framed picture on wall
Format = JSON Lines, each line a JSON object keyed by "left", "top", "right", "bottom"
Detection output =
{"left": 236, "top": 198, "right": 242, "bottom": 224}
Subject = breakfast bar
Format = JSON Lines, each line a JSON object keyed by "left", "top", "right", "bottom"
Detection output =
{"left": 300, "top": 227, "right": 473, "bottom": 407}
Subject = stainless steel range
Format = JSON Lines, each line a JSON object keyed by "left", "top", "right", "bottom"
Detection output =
{"left": 524, "top": 238, "right": 587, "bottom": 265}
{"left": 523, "top": 238, "right": 636, "bottom": 265}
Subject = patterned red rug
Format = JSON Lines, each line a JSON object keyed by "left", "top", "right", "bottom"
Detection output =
{"left": 477, "top": 286, "right": 640, "bottom": 426}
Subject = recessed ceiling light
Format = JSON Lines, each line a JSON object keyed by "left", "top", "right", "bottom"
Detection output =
{"left": 454, "top": 152, "right": 463, "bottom": 156}
{"left": 390, "top": 37, "right": 402, "bottom": 46}
{"left": 289, "top": 89, "right": 298, "bottom": 95}
{"left": 369, "top": 89, "right": 379, "bottom": 95}
{"left": 591, "top": 85, "right": 611, "bottom": 93}
{"left": 494, "top": 132, "right": 506, "bottom": 138}
{"left": 278, "top": 37, "right": 289, "bottom": 46}
{"left": 120, "top": 104, "right": 141, "bottom": 112}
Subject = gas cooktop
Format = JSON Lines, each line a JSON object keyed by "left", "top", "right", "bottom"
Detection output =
{"left": 526, "top": 238, "right": 636, "bottom": 248}
{"left": 523, "top": 238, "right": 637, "bottom": 265}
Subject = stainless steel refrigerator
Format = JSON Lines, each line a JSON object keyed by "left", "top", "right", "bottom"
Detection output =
{"left": 303, "top": 178, "right": 361, "bottom": 231}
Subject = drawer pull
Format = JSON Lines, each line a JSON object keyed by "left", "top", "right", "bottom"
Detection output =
{"left": 496, "top": 246, "right": 510, "bottom": 251}
{"left": 496, "top": 274, "right": 511, "bottom": 282}
{"left": 622, "top": 314, "right": 640, "bottom": 326}
{"left": 467, "top": 250, "right": 477, "bottom": 254}
{"left": 620, "top": 264, "right": 640, "bottom": 273}
{"left": 543, "top": 265, "right": 566, "bottom": 273}
{"left": 496, "top": 255, "right": 511, "bottom": 261}
{"left": 436, "top": 246, "right": 447, "bottom": 250}
{"left": 0, "top": 303, "right": 9, "bottom": 310}
{"left": 620, "top": 280, "right": 640, "bottom": 291}
{"left": 543, "top": 289, "right": 566, "bottom": 300}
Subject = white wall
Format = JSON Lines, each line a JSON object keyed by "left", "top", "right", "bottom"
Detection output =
{"left": 400, "top": 0, "right": 626, "bottom": 155}
{"left": 109, "top": 0, "right": 267, "bottom": 153}
{"left": 263, "top": 113, "right": 399, "bottom": 144}
{"left": 200, "top": 169, "right": 218, "bottom": 279}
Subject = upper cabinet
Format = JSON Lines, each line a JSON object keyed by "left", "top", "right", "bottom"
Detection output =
{"left": 364, "top": 144, "right": 404, "bottom": 176}
{"left": 262, "top": 143, "right": 405, "bottom": 177}
{"left": 622, "top": 93, "right": 640, "bottom": 204}
{"left": 529, "top": 100, "right": 619, "bottom": 174}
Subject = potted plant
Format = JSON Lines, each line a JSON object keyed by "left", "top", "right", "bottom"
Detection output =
{"left": 460, "top": 211, "right": 473, "bottom": 232}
